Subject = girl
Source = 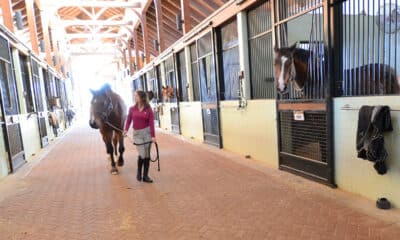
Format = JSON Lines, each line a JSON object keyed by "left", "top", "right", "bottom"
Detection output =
{"left": 124, "top": 91, "right": 156, "bottom": 183}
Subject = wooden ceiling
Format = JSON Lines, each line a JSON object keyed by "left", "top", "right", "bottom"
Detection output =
{"left": 147, "top": 0, "right": 228, "bottom": 50}
{"left": 6, "top": 0, "right": 230, "bottom": 60}
{"left": 58, "top": 6, "right": 125, "bottom": 44}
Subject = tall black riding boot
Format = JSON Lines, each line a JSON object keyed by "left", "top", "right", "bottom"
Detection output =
{"left": 137, "top": 157, "right": 144, "bottom": 181}
{"left": 142, "top": 158, "right": 153, "bottom": 183}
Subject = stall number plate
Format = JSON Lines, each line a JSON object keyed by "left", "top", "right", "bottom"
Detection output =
{"left": 293, "top": 111, "right": 305, "bottom": 121}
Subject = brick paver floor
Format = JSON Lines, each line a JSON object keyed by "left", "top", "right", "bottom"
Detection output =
{"left": 0, "top": 123, "right": 400, "bottom": 240}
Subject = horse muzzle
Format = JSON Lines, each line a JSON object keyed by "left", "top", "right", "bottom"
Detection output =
{"left": 277, "top": 86, "right": 288, "bottom": 94}
{"left": 89, "top": 120, "right": 99, "bottom": 129}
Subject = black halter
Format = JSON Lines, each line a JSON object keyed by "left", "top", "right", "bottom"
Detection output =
{"left": 100, "top": 96, "right": 113, "bottom": 122}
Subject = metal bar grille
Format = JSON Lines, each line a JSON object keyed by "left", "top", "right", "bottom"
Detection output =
{"left": 177, "top": 50, "right": 189, "bottom": 101}
{"left": 19, "top": 54, "right": 35, "bottom": 112}
{"left": 197, "top": 33, "right": 217, "bottom": 103}
{"left": 190, "top": 43, "right": 201, "bottom": 101}
{"left": 31, "top": 58, "right": 44, "bottom": 112}
{"left": 277, "top": 6, "right": 326, "bottom": 100}
{"left": 279, "top": 111, "right": 327, "bottom": 163}
{"left": 220, "top": 19, "right": 240, "bottom": 100}
{"left": 202, "top": 108, "right": 220, "bottom": 144}
{"left": 0, "top": 35, "right": 10, "bottom": 61}
{"left": 7, "top": 123, "right": 24, "bottom": 157}
{"left": 276, "top": 0, "right": 324, "bottom": 22}
{"left": 155, "top": 65, "right": 163, "bottom": 101}
{"left": 0, "top": 60, "right": 19, "bottom": 115}
{"left": 39, "top": 117, "right": 48, "bottom": 138}
{"left": 248, "top": 1, "right": 275, "bottom": 99}
{"left": 170, "top": 107, "right": 180, "bottom": 133}
{"left": 132, "top": 77, "right": 145, "bottom": 91}
{"left": 340, "top": 0, "right": 399, "bottom": 96}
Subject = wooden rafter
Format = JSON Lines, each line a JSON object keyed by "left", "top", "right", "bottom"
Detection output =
{"left": 1, "top": 0, "right": 15, "bottom": 32}
{"left": 43, "top": 1, "right": 142, "bottom": 9}
{"left": 26, "top": 0, "right": 39, "bottom": 54}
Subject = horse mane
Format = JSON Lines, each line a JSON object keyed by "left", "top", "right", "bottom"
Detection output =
{"left": 293, "top": 48, "right": 311, "bottom": 64}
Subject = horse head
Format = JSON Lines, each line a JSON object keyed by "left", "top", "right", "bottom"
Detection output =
{"left": 89, "top": 84, "right": 114, "bottom": 129}
{"left": 274, "top": 43, "right": 309, "bottom": 94}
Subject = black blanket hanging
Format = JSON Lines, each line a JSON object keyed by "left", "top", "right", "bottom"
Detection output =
{"left": 356, "top": 106, "right": 393, "bottom": 175}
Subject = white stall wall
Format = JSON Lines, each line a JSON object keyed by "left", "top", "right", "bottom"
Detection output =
{"left": 334, "top": 96, "right": 400, "bottom": 207}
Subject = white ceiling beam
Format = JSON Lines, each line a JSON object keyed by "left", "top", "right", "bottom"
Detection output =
{"left": 66, "top": 33, "right": 124, "bottom": 39}
{"left": 62, "top": 20, "right": 133, "bottom": 27}
{"left": 45, "top": 1, "right": 142, "bottom": 9}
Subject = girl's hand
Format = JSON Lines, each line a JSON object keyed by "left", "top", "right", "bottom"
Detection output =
{"left": 123, "top": 130, "right": 128, "bottom": 137}
{"left": 152, "top": 137, "right": 157, "bottom": 143}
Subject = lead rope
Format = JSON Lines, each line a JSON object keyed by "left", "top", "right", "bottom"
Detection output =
{"left": 104, "top": 121, "right": 125, "bottom": 133}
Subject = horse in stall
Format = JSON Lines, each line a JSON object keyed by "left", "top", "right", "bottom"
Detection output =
{"left": 274, "top": 43, "right": 399, "bottom": 162}
{"left": 273, "top": 43, "right": 400, "bottom": 95}
{"left": 162, "top": 86, "right": 175, "bottom": 102}
{"left": 89, "top": 84, "right": 127, "bottom": 175}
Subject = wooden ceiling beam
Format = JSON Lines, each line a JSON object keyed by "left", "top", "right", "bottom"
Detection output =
{"left": 61, "top": 19, "right": 132, "bottom": 27}
{"left": 180, "top": 0, "right": 191, "bottom": 34}
{"left": 154, "top": 0, "right": 165, "bottom": 52}
{"left": 141, "top": 13, "right": 150, "bottom": 64}
{"left": 0, "top": 0, "right": 15, "bottom": 32}
{"left": 44, "top": 1, "right": 141, "bottom": 9}
{"left": 65, "top": 33, "right": 124, "bottom": 39}
{"left": 25, "top": 0, "right": 39, "bottom": 54}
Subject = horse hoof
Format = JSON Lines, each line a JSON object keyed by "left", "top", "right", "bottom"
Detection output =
{"left": 117, "top": 161, "right": 124, "bottom": 167}
{"left": 111, "top": 169, "right": 118, "bottom": 175}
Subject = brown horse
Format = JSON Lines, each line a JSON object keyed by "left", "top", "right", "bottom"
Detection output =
{"left": 89, "top": 84, "right": 127, "bottom": 175}
{"left": 274, "top": 43, "right": 399, "bottom": 95}
{"left": 162, "top": 86, "right": 174, "bottom": 101}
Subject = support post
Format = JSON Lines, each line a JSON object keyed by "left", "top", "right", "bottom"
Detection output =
{"left": 237, "top": 12, "right": 251, "bottom": 99}
{"left": 142, "top": 16, "right": 150, "bottom": 64}
{"left": 41, "top": 10, "right": 52, "bottom": 64}
{"left": 0, "top": 0, "right": 14, "bottom": 32}
{"left": 154, "top": 0, "right": 165, "bottom": 52}
{"left": 180, "top": 0, "right": 191, "bottom": 34}
{"left": 26, "top": 0, "right": 39, "bottom": 54}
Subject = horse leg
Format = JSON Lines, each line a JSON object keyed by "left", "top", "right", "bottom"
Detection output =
{"left": 103, "top": 131, "right": 118, "bottom": 175}
{"left": 113, "top": 132, "right": 118, "bottom": 156}
{"left": 117, "top": 133, "right": 125, "bottom": 167}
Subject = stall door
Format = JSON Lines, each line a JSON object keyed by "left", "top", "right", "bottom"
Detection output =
{"left": 274, "top": 0, "right": 334, "bottom": 186}
{"left": 31, "top": 57, "right": 48, "bottom": 147}
{"left": 0, "top": 36, "right": 25, "bottom": 171}
{"left": 197, "top": 32, "right": 222, "bottom": 147}
{"left": 165, "top": 56, "right": 180, "bottom": 134}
